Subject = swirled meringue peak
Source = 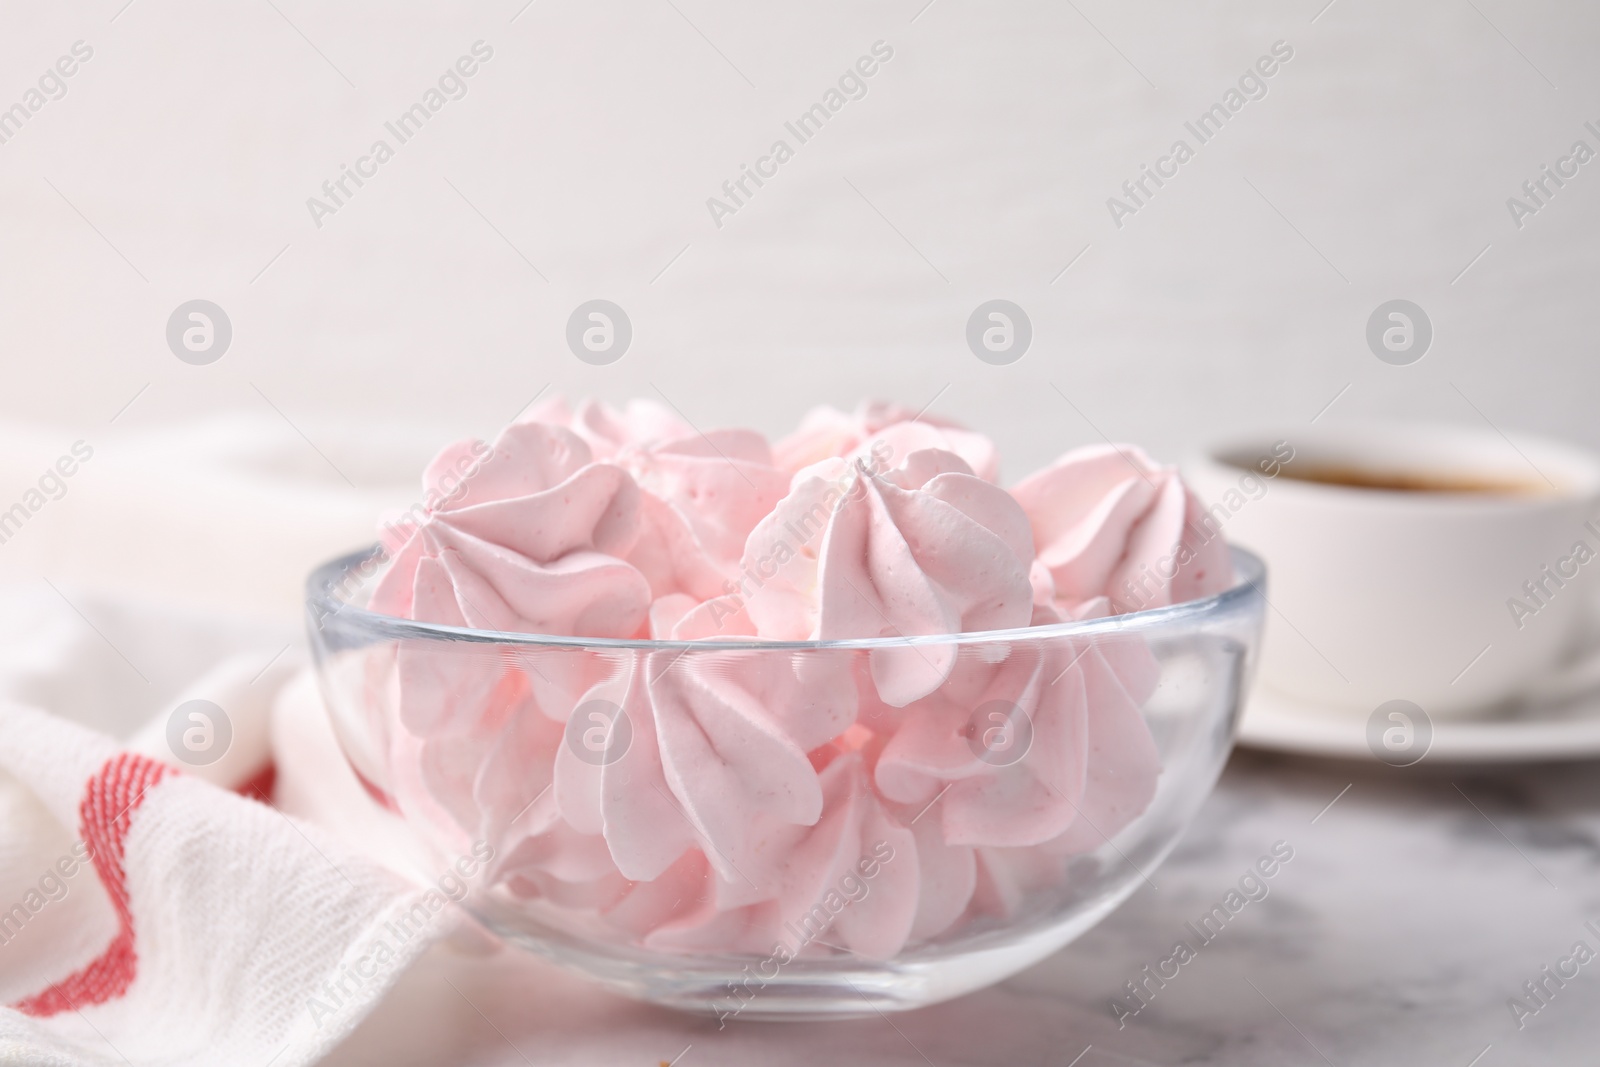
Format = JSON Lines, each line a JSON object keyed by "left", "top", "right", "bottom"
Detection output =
{"left": 1011, "top": 443, "right": 1233, "bottom": 615}
{"left": 617, "top": 429, "right": 791, "bottom": 602}
{"left": 367, "top": 421, "right": 653, "bottom": 736}
{"left": 352, "top": 400, "right": 1236, "bottom": 962}
{"left": 735, "top": 448, "right": 1034, "bottom": 705}
{"left": 370, "top": 421, "right": 650, "bottom": 637}
{"left": 518, "top": 394, "right": 693, "bottom": 460}
{"left": 775, "top": 401, "right": 1001, "bottom": 482}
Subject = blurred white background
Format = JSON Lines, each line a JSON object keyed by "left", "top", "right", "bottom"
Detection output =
{"left": 1, "top": 0, "right": 1596, "bottom": 616}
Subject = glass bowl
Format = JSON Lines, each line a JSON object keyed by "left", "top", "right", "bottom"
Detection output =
{"left": 306, "top": 546, "right": 1266, "bottom": 1018}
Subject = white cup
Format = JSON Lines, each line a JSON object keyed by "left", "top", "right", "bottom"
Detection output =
{"left": 1186, "top": 423, "right": 1600, "bottom": 718}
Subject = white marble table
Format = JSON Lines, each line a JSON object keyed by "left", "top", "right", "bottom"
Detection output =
{"left": 330, "top": 748, "right": 1600, "bottom": 1066}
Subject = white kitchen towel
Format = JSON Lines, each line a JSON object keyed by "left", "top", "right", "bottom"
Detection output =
{"left": 0, "top": 690, "right": 450, "bottom": 1067}
{"left": 0, "top": 409, "right": 469, "bottom": 1066}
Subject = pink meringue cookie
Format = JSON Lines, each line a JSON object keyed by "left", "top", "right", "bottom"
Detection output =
{"left": 368, "top": 422, "right": 653, "bottom": 736}
{"left": 668, "top": 596, "right": 857, "bottom": 756}
{"left": 763, "top": 750, "right": 918, "bottom": 960}
{"left": 523, "top": 396, "right": 792, "bottom": 602}
{"left": 642, "top": 749, "right": 919, "bottom": 960}
{"left": 352, "top": 401, "right": 1238, "bottom": 962}
{"left": 969, "top": 843, "right": 1070, "bottom": 921}
{"left": 473, "top": 682, "right": 566, "bottom": 845}
{"left": 498, "top": 823, "right": 633, "bottom": 911}
{"left": 519, "top": 395, "right": 693, "bottom": 460}
{"left": 383, "top": 670, "right": 522, "bottom": 852}
{"left": 1046, "top": 631, "right": 1161, "bottom": 854}
{"left": 873, "top": 640, "right": 1088, "bottom": 848}
{"left": 598, "top": 850, "right": 714, "bottom": 940}
{"left": 737, "top": 449, "right": 1035, "bottom": 705}
{"left": 1010, "top": 443, "right": 1232, "bottom": 615}
{"left": 618, "top": 429, "right": 792, "bottom": 602}
{"left": 552, "top": 643, "right": 839, "bottom": 890}
{"left": 370, "top": 421, "right": 650, "bottom": 636}
{"left": 903, "top": 800, "right": 978, "bottom": 941}
{"left": 873, "top": 606, "right": 1161, "bottom": 849}
{"left": 775, "top": 401, "right": 1001, "bottom": 482}
{"left": 551, "top": 653, "right": 698, "bottom": 882}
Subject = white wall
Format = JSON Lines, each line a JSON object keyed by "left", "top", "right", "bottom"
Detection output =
{"left": 1, "top": 0, "right": 1594, "bottom": 483}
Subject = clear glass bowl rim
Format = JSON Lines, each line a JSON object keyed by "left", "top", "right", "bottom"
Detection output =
{"left": 307, "top": 544, "right": 1265, "bottom": 652}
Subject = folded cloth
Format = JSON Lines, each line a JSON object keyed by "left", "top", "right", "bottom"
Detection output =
{"left": 0, "top": 578, "right": 457, "bottom": 1067}
{"left": 0, "top": 411, "right": 529, "bottom": 1066}
{"left": 0, "top": 703, "right": 447, "bottom": 1067}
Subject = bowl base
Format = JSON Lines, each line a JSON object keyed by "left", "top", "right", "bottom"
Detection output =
{"left": 472, "top": 891, "right": 1132, "bottom": 1018}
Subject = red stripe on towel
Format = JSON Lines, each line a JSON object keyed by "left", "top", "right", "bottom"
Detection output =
{"left": 13, "top": 752, "right": 173, "bottom": 1017}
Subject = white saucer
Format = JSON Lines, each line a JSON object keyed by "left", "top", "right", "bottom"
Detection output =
{"left": 1235, "top": 684, "right": 1600, "bottom": 763}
